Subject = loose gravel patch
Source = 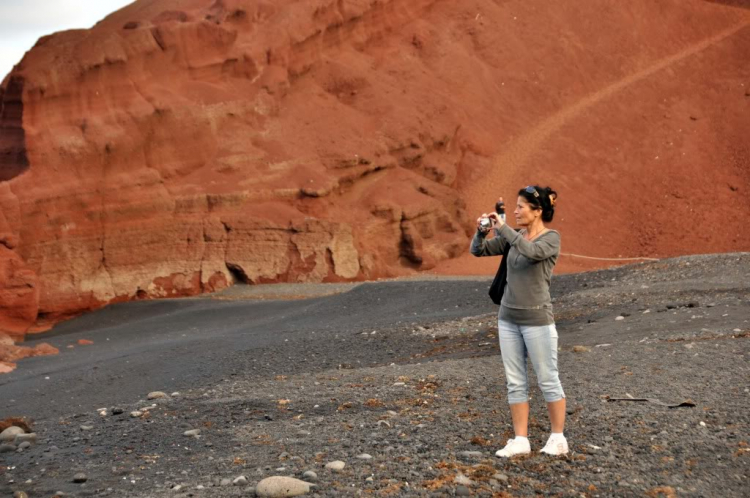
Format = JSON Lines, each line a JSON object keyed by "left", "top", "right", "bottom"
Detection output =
{"left": 1, "top": 253, "right": 748, "bottom": 497}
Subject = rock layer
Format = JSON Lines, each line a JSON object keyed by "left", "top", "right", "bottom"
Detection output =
{"left": 0, "top": 0, "right": 748, "bottom": 338}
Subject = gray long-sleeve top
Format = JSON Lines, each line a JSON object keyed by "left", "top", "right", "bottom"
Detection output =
{"left": 471, "top": 224, "right": 560, "bottom": 321}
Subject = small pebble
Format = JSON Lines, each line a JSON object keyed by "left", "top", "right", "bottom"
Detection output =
{"left": 325, "top": 460, "right": 346, "bottom": 471}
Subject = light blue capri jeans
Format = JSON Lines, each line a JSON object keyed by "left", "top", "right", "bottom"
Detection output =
{"left": 498, "top": 319, "right": 565, "bottom": 404}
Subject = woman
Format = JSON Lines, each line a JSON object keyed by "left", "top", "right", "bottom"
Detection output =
{"left": 470, "top": 185, "right": 568, "bottom": 457}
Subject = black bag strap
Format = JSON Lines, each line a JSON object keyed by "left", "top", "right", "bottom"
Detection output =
{"left": 488, "top": 242, "right": 512, "bottom": 305}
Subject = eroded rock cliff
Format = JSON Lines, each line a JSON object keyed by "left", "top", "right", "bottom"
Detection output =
{"left": 1, "top": 0, "right": 748, "bottom": 340}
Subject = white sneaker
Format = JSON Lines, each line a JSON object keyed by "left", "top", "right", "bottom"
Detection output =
{"left": 495, "top": 438, "right": 531, "bottom": 458}
{"left": 540, "top": 435, "right": 569, "bottom": 456}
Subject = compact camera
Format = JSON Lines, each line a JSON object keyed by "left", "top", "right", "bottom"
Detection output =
{"left": 480, "top": 217, "right": 493, "bottom": 229}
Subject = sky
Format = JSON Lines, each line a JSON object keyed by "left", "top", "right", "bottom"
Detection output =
{"left": 0, "top": 0, "right": 135, "bottom": 81}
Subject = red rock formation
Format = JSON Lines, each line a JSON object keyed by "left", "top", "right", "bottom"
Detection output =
{"left": 0, "top": 0, "right": 748, "bottom": 338}
{"left": 0, "top": 332, "right": 58, "bottom": 373}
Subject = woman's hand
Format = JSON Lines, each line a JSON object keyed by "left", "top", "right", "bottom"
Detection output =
{"left": 488, "top": 212, "right": 504, "bottom": 228}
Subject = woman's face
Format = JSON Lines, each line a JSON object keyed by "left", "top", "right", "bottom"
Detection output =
{"left": 514, "top": 196, "right": 541, "bottom": 226}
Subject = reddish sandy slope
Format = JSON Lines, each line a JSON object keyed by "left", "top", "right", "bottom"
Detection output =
{"left": 0, "top": 0, "right": 748, "bottom": 340}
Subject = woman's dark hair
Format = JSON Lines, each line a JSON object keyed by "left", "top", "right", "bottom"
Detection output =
{"left": 518, "top": 185, "right": 557, "bottom": 222}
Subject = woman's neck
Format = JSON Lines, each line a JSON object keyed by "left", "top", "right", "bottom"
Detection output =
{"left": 526, "top": 220, "right": 546, "bottom": 239}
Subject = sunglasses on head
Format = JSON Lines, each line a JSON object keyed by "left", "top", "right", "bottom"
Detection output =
{"left": 525, "top": 186, "right": 539, "bottom": 198}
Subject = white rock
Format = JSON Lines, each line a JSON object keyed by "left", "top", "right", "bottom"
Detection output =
{"left": 147, "top": 391, "right": 169, "bottom": 400}
{"left": 699, "top": 421, "right": 706, "bottom": 427}
{"left": 615, "top": 316, "right": 625, "bottom": 321}
{"left": 325, "top": 460, "right": 346, "bottom": 471}
{"left": 171, "top": 392, "right": 180, "bottom": 397}
{"left": 256, "top": 476, "right": 314, "bottom": 497}
{"left": 183, "top": 429, "right": 201, "bottom": 437}
{"left": 356, "top": 453, "right": 372, "bottom": 460}
{"left": 130, "top": 411, "right": 143, "bottom": 418}
{"left": 14, "top": 433, "right": 37, "bottom": 445}
{"left": 0, "top": 426, "right": 24, "bottom": 442}
{"left": 172, "top": 485, "right": 183, "bottom": 491}
{"left": 233, "top": 476, "right": 248, "bottom": 486}
{"left": 455, "top": 473, "right": 474, "bottom": 486}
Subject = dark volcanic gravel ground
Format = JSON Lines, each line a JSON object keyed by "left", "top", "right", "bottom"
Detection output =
{"left": 1, "top": 253, "right": 748, "bottom": 497}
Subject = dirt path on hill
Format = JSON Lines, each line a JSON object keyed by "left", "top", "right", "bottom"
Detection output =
{"left": 466, "top": 19, "right": 750, "bottom": 221}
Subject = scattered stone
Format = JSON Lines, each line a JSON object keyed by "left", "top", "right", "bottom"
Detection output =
{"left": 14, "top": 492, "right": 29, "bottom": 498}
{"left": 73, "top": 472, "right": 88, "bottom": 483}
{"left": 147, "top": 391, "right": 169, "bottom": 400}
{"left": 112, "top": 408, "right": 124, "bottom": 415}
{"left": 80, "top": 425, "right": 94, "bottom": 431}
{"left": 18, "top": 441, "right": 31, "bottom": 450}
{"left": 356, "top": 453, "right": 373, "bottom": 460}
{"left": 573, "top": 345, "right": 591, "bottom": 353}
{"left": 455, "top": 474, "right": 473, "bottom": 486}
{"left": 130, "top": 411, "right": 143, "bottom": 418}
{"left": 233, "top": 476, "right": 248, "bottom": 486}
{"left": 220, "top": 478, "right": 231, "bottom": 486}
{"left": 458, "top": 451, "right": 483, "bottom": 459}
{"left": 172, "top": 485, "right": 183, "bottom": 491}
{"left": 184, "top": 429, "right": 201, "bottom": 437}
{"left": 14, "top": 433, "right": 37, "bottom": 445}
{"left": 256, "top": 476, "right": 314, "bottom": 497}
{"left": 615, "top": 316, "right": 625, "bottom": 321}
{"left": 492, "top": 473, "right": 509, "bottom": 482}
{"left": 325, "top": 460, "right": 346, "bottom": 471}
{"left": 302, "top": 470, "right": 318, "bottom": 482}
{"left": 0, "top": 444, "right": 16, "bottom": 453}
{"left": 0, "top": 426, "right": 24, "bottom": 441}
{"left": 455, "top": 485, "right": 472, "bottom": 496}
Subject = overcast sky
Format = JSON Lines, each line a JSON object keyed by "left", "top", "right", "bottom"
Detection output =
{"left": 0, "top": 0, "right": 134, "bottom": 81}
